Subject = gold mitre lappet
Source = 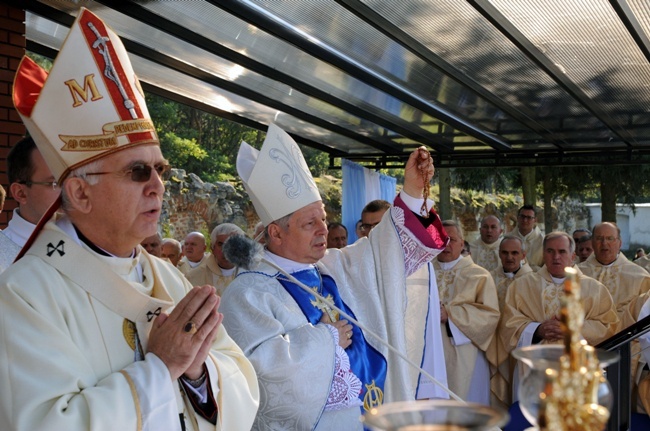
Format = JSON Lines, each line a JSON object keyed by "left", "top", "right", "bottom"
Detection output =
{"left": 12, "top": 7, "right": 158, "bottom": 184}
{"left": 237, "top": 124, "right": 321, "bottom": 226}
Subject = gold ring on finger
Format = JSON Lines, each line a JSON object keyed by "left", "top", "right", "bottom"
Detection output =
{"left": 347, "top": 331, "right": 352, "bottom": 339}
{"left": 184, "top": 321, "right": 198, "bottom": 335}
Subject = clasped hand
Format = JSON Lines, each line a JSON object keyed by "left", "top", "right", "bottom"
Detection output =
{"left": 536, "top": 317, "right": 563, "bottom": 342}
{"left": 321, "top": 313, "right": 353, "bottom": 349}
{"left": 147, "top": 285, "right": 222, "bottom": 380}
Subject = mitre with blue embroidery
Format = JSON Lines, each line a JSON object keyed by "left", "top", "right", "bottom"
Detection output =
{"left": 12, "top": 7, "right": 158, "bottom": 184}
{"left": 237, "top": 124, "right": 321, "bottom": 226}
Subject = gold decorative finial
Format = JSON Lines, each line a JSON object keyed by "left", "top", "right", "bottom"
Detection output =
{"left": 538, "top": 266, "right": 610, "bottom": 430}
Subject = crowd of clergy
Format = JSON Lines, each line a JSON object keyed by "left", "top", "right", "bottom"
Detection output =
{"left": 2, "top": 7, "right": 650, "bottom": 431}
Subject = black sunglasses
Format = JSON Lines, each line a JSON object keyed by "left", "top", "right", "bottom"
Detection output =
{"left": 85, "top": 163, "right": 171, "bottom": 182}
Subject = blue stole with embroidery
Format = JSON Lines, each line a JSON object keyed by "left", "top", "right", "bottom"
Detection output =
{"left": 277, "top": 266, "right": 387, "bottom": 409}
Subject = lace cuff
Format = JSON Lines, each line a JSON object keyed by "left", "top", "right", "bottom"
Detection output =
{"left": 323, "top": 324, "right": 363, "bottom": 411}
{"left": 390, "top": 205, "right": 445, "bottom": 277}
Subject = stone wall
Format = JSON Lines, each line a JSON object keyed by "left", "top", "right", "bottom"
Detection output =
{"left": 161, "top": 172, "right": 592, "bottom": 245}
{"left": 161, "top": 169, "right": 251, "bottom": 241}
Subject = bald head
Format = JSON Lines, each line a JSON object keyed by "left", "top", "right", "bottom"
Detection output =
{"left": 479, "top": 215, "right": 502, "bottom": 244}
{"left": 592, "top": 222, "right": 621, "bottom": 265}
{"left": 183, "top": 231, "right": 206, "bottom": 263}
{"left": 499, "top": 235, "right": 526, "bottom": 273}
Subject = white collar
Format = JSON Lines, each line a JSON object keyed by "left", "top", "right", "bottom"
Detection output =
{"left": 265, "top": 249, "right": 315, "bottom": 274}
{"left": 598, "top": 254, "right": 619, "bottom": 267}
{"left": 503, "top": 260, "right": 524, "bottom": 278}
{"left": 437, "top": 255, "right": 463, "bottom": 270}
{"left": 55, "top": 215, "right": 143, "bottom": 283}
{"left": 2, "top": 208, "right": 36, "bottom": 247}
{"left": 519, "top": 227, "right": 537, "bottom": 239}
{"left": 220, "top": 266, "right": 236, "bottom": 276}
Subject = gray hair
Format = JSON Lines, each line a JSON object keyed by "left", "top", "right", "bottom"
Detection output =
{"left": 543, "top": 231, "right": 575, "bottom": 254}
{"left": 442, "top": 220, "right": 463, "bottom": 240}
{"left": 264, "top": 212, "right": 293, "bottom": 244}
{"left": 210, "top": 223, "right": 245, "bottom": 245}
{"left": 60, "top": 160, "right": 103, "bottom": 211}
{"left": 576, "top": 235, "right": 592, "bottom": 245}
{"left": 500, "top": 234, "right": 526, "bottom": 252}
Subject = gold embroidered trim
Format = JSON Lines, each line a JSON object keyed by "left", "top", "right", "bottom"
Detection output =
{"left": 120, "top": 370, "right": 142, "bottom": 431}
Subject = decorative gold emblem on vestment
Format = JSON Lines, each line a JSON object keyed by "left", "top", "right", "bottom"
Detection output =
{"left": 122, "top": 318, "right": 137, "bottom": 351}
{"left": 310, "top": 287, "right": 339, "bottom": 321}
{"left": 363, "top": 380, "right": 384, "bottom": 411}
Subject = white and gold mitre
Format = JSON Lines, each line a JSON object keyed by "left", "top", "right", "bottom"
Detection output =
{"left": 12, "top": 7, "right": 158, "bottom": 183}
{"left": 237, "top": 124, "right": 321, "bottom": 226}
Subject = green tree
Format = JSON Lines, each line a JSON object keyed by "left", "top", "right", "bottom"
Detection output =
{"left": 26, "top": 52, "right": 52, "bottom": 71}
{"left": 452, "top": 167, "right": 517, "bottom": 194}
{"left": 591, "top": 165, "right": 650, "bottom": 222}
{"left": 300, "top": 145, "right": 330, "bottom": 177}
{"left": 158, "top": 131, "right": 208, "bottom": 172}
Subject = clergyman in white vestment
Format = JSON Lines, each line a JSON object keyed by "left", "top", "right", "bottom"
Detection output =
{"left": 1, "top": 9, "right": 259, "bottom": 430}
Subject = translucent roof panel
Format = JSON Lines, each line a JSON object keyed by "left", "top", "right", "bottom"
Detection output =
{"left": 23, "top": 0, "right": 650, "bottom": 166}
{"left": 362, "top": 0, "right": 621, "bottom": 146}
{"left": 26, "top": 12, "right": 377, "bottom": 155}
{"left": 242, "top": 0, "right": 534, "bottom": 141}
{"left": 138, "top": 1, "right": 472, "bottom": 150}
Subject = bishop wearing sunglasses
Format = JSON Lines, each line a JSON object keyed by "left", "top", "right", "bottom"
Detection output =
{"left": 0, "top": 9, "right": 258, "bottom": 431}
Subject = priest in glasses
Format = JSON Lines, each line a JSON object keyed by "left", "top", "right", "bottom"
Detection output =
{"left": 221, "top": 124, "right": 449, "bottom": 430}
{"left": 0, "top": 8, "right": 258, "bottom": 431}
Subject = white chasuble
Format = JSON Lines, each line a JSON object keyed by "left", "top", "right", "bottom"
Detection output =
{"left": 222, "top": 202, "right": 446, "bottom": 431}
{"left": 405, "top": 262, "right": 449, "bottom": 400}
{"left": 0, "top": 217, "right": 259, "bottom": 431}
{"left": 433, "top": 255, "right": 500, "bottom": 403}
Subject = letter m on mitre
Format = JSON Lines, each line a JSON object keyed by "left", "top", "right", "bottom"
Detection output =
{"left": 64, "top": 74, "right": 103, "bottom": 108}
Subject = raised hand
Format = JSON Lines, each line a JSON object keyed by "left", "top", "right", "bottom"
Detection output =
{"left": 403, "top": 146, "right": 433, "bottom": 200}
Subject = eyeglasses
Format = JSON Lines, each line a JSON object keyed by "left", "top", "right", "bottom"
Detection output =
{"left": 85, "top": 162, "right": 171, "bottom": 182}
{"left": 518, "top": 215, "right": 535, "bottom": 220}
{"left": 594, "top": 236, "right": 619, "bottom": 243}
{"left": 360, "top": 222, "right": 380, "bottom": 232}
{"left": 18, "top": 180, "right": 59, "bottom": 191}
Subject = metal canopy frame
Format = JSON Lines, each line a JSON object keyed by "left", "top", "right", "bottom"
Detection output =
{"left": 20, "top": 0, "right": 650, "bottom": 168}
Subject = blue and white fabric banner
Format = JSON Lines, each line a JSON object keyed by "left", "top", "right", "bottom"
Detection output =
{"left": 341, "top": 159, "right": 397, "bottom": 243}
